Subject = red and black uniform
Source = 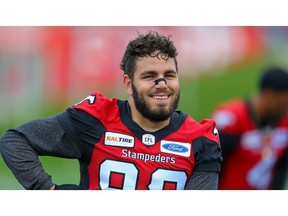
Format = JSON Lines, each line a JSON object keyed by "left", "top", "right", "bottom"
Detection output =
{"left": 212, "top": 98, "right": 288, "bottom": 190}
{"left": 0, "top": 92, "right": 222, "bottom": 190}
{"left": 58, "top": 92, "right": 221, "bottom": 190}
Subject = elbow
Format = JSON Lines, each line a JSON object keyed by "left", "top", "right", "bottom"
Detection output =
{"left": 0, "top": 132, "right": 10, "bottom": 158}
{"left": 0, "top": 130, "right": 19, "bottom": 158}
{"left": 0, "top": 134, "right": 7, "bottom": 155}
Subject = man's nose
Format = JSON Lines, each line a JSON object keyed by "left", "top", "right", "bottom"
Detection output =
{"left": 154, "top": 78, "right": 167, "bottom": 86}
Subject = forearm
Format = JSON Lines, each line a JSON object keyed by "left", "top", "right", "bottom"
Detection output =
{"left": 185, "top": 172, "right": 219, "bottom": 190}
{"left": 0, "top": 115, "right": 81, "bottom": 190}
{"left": 0, "top": 129, "right": 55, "bottom": 189}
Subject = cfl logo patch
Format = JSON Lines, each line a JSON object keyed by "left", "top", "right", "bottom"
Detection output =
{"left": 142, "top": 134, "right": 155, "bottom": 146}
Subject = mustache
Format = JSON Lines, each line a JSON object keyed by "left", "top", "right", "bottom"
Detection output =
{"left": 150, "top": 89, "right": 172, "bottom": 95}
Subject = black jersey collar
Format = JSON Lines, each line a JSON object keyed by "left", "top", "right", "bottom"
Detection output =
{"left": 118, "top": 100, "right": 187, "bottom": 143}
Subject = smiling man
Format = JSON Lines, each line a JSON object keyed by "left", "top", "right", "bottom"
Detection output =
{"left": 125, "top": 50, "right": 180, "bottom": 129}
{"left": 0, "top": 31, "right": 222, "bottom": 190}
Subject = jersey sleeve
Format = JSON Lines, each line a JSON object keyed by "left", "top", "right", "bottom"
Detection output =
{"left": 185, "top": 171, "right": 219, "bottom": 189}
{"left": 192, "top": 119, "right": 222, "bottom": 173}
{"left": 211, "top": 104, "right": 243, "bottom": 158}
{"left": 71, "top": 92, "right": 100, "bottom": 117}
{"left": 211, "top": 100, "right": 245, "bottom": 135}
{"left": 70, "top": 91, "right": 117, "bottom": 121}
{"left": 0, "top": 115, "right": 81, "bottom": 190}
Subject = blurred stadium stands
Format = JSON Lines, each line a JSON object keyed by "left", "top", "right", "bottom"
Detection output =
{"left": 1, "top": 26, "right": 285, "bottom": 127}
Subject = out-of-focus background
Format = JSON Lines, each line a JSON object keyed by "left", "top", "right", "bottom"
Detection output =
{"left": 1, "top": 26, "right": 288, "bottom": 189}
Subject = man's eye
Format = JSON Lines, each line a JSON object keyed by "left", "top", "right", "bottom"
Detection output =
{"left": 166, "top": 74, "right": 176, "bottom": 78}
{"left": 143, "top": 76, "right": 154, "bottom": 79}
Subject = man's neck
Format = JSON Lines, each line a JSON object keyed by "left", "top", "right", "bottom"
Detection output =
{"left": 250, "top": 94, "right": 278, "bottom": 128}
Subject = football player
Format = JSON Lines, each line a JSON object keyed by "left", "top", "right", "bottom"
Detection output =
{"left": 0, "top": 31, "right": 222, "bottom": 190}
{"left": 212, "top": 66, "right": 288, "bottom": 190}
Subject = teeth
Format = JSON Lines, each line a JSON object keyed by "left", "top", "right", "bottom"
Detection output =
{"left": 153, "top": 96, "right": 168, "bottom": 100}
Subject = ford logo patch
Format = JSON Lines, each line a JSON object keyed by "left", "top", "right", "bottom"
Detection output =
{"left": 162, "top": 143, "right": 188, "bottom": 153}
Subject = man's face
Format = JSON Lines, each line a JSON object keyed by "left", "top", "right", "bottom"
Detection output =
{"left": 129, "top": 52, "right": 180, "bottom": 122}
{"left": 269, "top": 91, "right": 288, "bottom": 119}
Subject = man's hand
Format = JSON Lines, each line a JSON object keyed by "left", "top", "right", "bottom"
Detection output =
{"left": 50, "top": 185, "right": 56, "bottom": 190}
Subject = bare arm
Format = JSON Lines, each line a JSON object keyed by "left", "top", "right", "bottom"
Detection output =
{"left": 0, "top": 115, "right": 81, "bottom": 190}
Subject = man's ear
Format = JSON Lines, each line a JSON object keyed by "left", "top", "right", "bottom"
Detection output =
{"left": 123, "top": 74, "right": 133, "bottom": 96}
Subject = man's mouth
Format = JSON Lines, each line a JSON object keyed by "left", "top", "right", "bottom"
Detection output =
{"left": 152, "top": 95, "right": 169, "bottom": 100}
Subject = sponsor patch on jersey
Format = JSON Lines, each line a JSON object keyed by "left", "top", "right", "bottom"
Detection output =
{"left": 142, "top": 134, "right": 155, "bottom": 146}
{"left": 160, "top": 140, "right": 191, "bottom": 157}
{"left": 104, "top": 132, "right": 134, "bottom": 147}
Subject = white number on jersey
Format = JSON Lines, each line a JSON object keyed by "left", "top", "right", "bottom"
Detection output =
{"left": 99, "top": 159, "right": 187, "bottom": 190}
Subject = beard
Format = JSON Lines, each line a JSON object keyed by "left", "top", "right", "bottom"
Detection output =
{"left": 131, "top": 83, "right": 180, "bottom": 122}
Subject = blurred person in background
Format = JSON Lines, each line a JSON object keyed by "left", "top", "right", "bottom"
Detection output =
{"left": 0, "top": 31, "right": 222, "bottom": 190}
{"left": 212, "top": 66, "right": 288, "bottom": 190}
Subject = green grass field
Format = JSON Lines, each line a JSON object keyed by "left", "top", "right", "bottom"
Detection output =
{"left": 0, "top": 55, "right": 286, "bottom": 189}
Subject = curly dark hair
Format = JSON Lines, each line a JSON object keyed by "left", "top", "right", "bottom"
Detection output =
{"left": 259, "top": 66, "right": 288, "bottom": 92}
{"left": 120, "top": 31, "right": 178, "bottom": 79}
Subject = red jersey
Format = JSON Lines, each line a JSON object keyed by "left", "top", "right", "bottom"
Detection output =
{"left": 58, "top": 92, "right": 221, "bottom": 190}
{"left": 212, "top": 98, "right": 288, "bottom": 190}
